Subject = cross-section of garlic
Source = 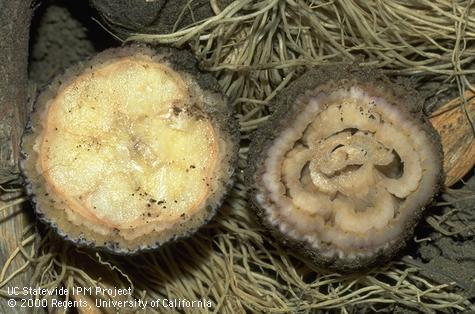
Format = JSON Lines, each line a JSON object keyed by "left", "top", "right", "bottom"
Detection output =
{"left": 21, "top": 46, "right": 239, "bottom": 254}
{"left": 248, "top": 67, "right": 443, "bottom": 270}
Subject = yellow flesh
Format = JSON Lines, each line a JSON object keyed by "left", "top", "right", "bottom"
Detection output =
{"left": 39, "top": 59, "right": 217, "bottom": 231}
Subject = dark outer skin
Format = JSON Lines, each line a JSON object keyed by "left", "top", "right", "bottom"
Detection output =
{"left": 0, "top": 1, "right": 34, "bottom": 312}
{"left": 89, "top": 0, "right": 233, "bottom": 38}
{"left": 21, "top": 44, "right": 240, "bottom": 255}
{"left": 245, "top": 64, "right": 444, "bottom": 272}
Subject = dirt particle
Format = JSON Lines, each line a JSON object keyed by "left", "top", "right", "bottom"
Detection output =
{"left": 172, "top": 106, "right": 182, "bottom": 115}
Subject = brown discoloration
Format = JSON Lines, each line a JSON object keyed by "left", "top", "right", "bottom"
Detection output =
{"left": 430, "top": 90, "right": 475, "bottom": 186}
{"left": 246, "top": 65, "right": 443, "bottom": 271}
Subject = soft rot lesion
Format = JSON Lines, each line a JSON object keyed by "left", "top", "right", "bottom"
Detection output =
{"left": 281, "top": 116, "right": 406, "bottom": 234}
{"left": 258, "top": 84, "right": 439, "bottom": 258}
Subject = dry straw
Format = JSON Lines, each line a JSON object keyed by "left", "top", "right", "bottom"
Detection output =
{"left": 2, "top": 0, "right": 475, "bottom": 313}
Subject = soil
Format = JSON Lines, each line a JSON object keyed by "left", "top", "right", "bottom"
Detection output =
{"left": 29, "top": 0, "right": 117, "bottom": 88}
{"left": 89, "top": 0, "right": 234, "bottom": 39}
{"left": 413, "top": 171, "right": 475, "bottom": 299}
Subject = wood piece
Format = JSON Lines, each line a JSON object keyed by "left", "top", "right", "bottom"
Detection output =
{"left": 430, "top": 90, "right": 475, "bottom": 186}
